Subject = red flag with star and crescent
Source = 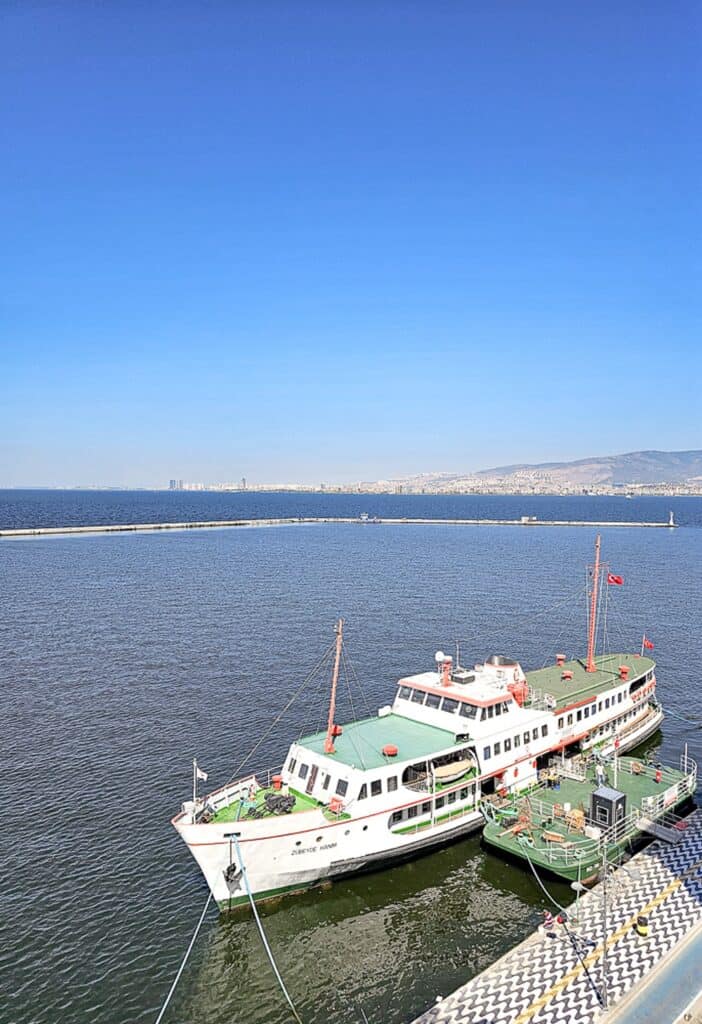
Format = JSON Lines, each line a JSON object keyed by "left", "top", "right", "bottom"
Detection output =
{"left": 607, "top": 573, "right": 624, "bottom": 585}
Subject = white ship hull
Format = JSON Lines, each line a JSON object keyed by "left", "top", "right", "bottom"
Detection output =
{"left": 173, "top": 703, "right": 664, "bottom": 911}
{"left": 174, "top": 793, "right": 483, "bottom": 911}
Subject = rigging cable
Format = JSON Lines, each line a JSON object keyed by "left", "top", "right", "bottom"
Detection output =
{"left": 223, "top": 641, "right": 336, "bottom": 788}
{"left": 153, "top": 892, "right": 213, "bottom": 1024}
{"left": 232, "top": 835, "right": 305, "bottom": 1024}
{"left": 518, "top": 841, "right": 604, "bottom": 1008}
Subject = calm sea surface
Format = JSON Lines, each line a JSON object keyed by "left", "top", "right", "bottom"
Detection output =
{"left": 2, "top": 492, "right": 701, "bottom": 1024}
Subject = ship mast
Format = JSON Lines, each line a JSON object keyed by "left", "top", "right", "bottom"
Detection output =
{"left": 324, "top": 619, "right": 344, "bottom": 753}
{"left": 586, "top": 534, "right": 601, "bottom": 672}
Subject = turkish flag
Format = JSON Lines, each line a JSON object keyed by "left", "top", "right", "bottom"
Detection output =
{"left": 643, "top": 637, "right": 654, "bottom": 650}
{"left": 607, "top": 573, "right": 624, "bottom": 585}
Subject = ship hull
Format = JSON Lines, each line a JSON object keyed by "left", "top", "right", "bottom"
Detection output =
{"left": 174, "top": 800, "right": 485, "bottom": 912}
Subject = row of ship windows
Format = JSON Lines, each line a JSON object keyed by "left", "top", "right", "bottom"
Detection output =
{"left": 556, "top": 691, "right": 625, "bottom": 729}
{"left": 287, "top": 758, "right": 349, "bottom": 797}
{"left": 591, "top": 707, "right": 643, "bottom": 739}
{"left": 390, "top": 785, "right": 475, "bottom": 823}
{"left": 397, "top": 686, "right": 511, "bottom": 720}
{"left": 482, "top": 724, "right": 548, "bottom": 761}
{"left": 286, "top": 759, "right": 402, "bottom": 801}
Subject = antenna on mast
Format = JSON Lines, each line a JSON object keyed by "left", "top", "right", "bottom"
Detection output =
{"left": 586, "top": 535, "right": 601, "bottom": 672}
{"left": 324, "top": 619, "right": 344, "bottom": 753}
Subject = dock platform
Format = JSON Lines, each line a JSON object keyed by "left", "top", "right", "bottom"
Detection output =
{"left": 0, "top": 515, "right": 676, "bottom": 538}
{"left": 411, "top": 808, "right": 702, "bottom": 1024}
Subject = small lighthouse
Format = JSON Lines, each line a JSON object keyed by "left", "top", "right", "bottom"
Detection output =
{"left": 668, "top": 510, "right": 675, "bottom": 527}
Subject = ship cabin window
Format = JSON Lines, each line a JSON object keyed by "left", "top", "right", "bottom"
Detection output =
{"left": 480, "top": 709, "right": 487, "bottom": 721}
{"left": 576, "top": 710, "right": 582, "bottom": 722}
{"left": 460, "top": 786, "right": 469, "bottom": 799}
{"left": 358, "top": 784, "right": 367, "bottom": 800}
{"left": 398, "top": 686, "right": 412, "bottom": 700}
{"left": 436, "top": 795, "right": 445, "bottom": 809}
{"left": 584, "top": 705, "right": 590, "bottom": 718}
{"left": 459, "top": 703, "right": 478, "bottom": 719}
{"left": 618, "top": 693, "right": 623, "bottom": 703}
{"left": 495, "top": 703, "right": 502, "bottom": 716}
{"left": 411, "top": 689, "right": 426, "bottom": 704}
{"left": 387, "top": 776, "right": 398, "bottom": 792}
{"left": 598, "top": 701, "right": 603, "bottom": 712}
{"left": 532, "top": 728, "right": 539, "bottom": 741}
{"left": 523, "top": 731, "right": 530, "bottom": 744}
{"left": 336, "top": 779, "right": 348, "bottom": 797}
{"left": 541, "top": 725, "right": 548, "bottom": 737}
{"left": 391, "top": 810, "right": 402, "bottom": 823}
{"left": 407, "top": 805, "right": 418, "bottom": 819}
{"left": 558, "top": 717, "right": 564, "bottom": 729}
{"left": 448, "top": 791, "right": 457, "bottom": 804}
{"left": 514, "top": 734, "right": 520, "bottom": 748}
{"left": 494, "top": 741, "right": 501, "bottom": 755}
{"left": 442, "top": 698, "right": 459, "bottom": 714}
{"left": 371, "top": 780, "right": 382, "bottom": 797}
{"left": 322, "top": 774, "right": 331, "bottom": 790}
{"left": 483, "top": 746, "right": 491, "bottom": 760}
{"left": 425, "top": 693, "right": 441, "bottom": 710}
{"left": 299, "top": 764, "right": 309, "bottom": 780}
{"left": 567, "top": 714, "right": 573, "bottom": 726}
{"left": 504, "top": 738, "right": 512, "bottom": 752}
{"left": 487, "top": 706, "right": 494, "bottom": 719}
{"left": 288, "top": 757, "right": 297, "bottom": 773}
{"left": 422, "top": 801, "right": 431, "bottom": 814}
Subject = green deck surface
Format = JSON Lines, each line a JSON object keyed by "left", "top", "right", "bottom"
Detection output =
{"left": 211, "top": 786, "right": 319, "bottom": 823}
{"left": 299, "top": 713, "right": 458, "bottom": 770}
{"left": 483, "top": 756, "right": 686, "bottom": 880}
{"left": 526, "top": 654, "right": 654, "bottom": 711}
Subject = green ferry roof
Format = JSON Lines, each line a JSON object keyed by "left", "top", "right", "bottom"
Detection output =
{"left": 299, "top": 713, "right": 457, "bottom": 771}
{"left": 526, "top": 654, "right": 654, "bottom": 711}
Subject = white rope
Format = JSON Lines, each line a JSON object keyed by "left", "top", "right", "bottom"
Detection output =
{"left": 232, "top": 836, "right": 304, "bottom": 1024}
{"left": 154, "top": 892, "right": 212, "bottom": 1024}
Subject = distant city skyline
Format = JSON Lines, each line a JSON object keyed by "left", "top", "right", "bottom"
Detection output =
{"left": 3, "top": 4, "right": 700, "bottom": 488}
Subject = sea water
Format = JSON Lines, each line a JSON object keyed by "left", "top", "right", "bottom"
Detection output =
{"left": 2, "top": 492, "right": 701, "bottom": 1024}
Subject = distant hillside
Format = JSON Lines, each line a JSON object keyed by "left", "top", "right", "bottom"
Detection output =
{"left": 476, "top": 450, "right": 702, "bottom": 486}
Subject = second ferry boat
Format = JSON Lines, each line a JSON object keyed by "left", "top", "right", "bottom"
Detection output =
{"left": 173, "top": 537, "right": 664, "bottom": 910}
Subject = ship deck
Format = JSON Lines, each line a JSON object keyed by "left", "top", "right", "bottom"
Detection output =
{"left": 210, "top": 785, "right": 320, "bottom": 823}
{"left": 483, "top": 755, "right": 690, "bottom": 879}
{"left": 299, "top": 712, "right": 458, "bottom": 770}
{"left": 525, "top": 653, "right": 654, "bottom": 711}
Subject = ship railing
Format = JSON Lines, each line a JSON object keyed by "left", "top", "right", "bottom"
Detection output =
{"left": 526, "top": 687, "right": 557, "bottom": 711}
{"left": 202, "top": 764, "right": 285, "bottom": 814}
{"left": 395, "top": 799, "right": 478, "bottom": 835}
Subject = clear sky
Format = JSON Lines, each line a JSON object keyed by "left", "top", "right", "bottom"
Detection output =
{"left": 2, "top": 2, "right": 700, "bottom": 487}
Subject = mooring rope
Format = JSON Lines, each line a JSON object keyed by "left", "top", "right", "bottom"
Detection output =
{"left": 232, "top": 835, "right": 304, "bottom": 1024}
{"left": 154, "top": 891, "right": 213, "bottom": 1024}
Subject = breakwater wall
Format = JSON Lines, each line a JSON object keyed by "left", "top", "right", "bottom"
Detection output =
{"left": 0, "top": 516, "right": 677, "bottom": 538}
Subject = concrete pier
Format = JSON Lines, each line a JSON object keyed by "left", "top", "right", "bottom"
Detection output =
{"left": 0, "top": 515, "right": 677, "bottom": 539}
{"left": 411, "top": 809, "right": 702, "bottom": 1024}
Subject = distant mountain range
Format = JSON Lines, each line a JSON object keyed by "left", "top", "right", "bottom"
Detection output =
{"left": 475, "top": 450, "right": 702, "bottom": 486}
{"left": 366, "top": 450, "right": 702, "bottom": 492}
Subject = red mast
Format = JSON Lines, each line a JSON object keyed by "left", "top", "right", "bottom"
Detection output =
{"left": 586, "top": 534, "right": 601, "bottom": 672}
{"left": 324, "top": 619, "right": 344, "bottom": 753}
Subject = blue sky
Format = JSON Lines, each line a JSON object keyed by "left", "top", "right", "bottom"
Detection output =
{"left": 2, "top": 2, "right": 700, "bottom": 486}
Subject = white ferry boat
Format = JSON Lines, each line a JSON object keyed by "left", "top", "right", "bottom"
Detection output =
{"left": 172, "top": 538, "right": 663, "bottom": 911}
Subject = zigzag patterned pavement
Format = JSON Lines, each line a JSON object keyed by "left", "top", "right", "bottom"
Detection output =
{"left": 413, "top": 809, "right": 702, "bottom": 1024}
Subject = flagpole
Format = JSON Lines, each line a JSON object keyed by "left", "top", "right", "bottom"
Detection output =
{"left": 193, "top": 757, "right": 197, "bottom": 806}
{"left": 640, "top": 635, "right": 645, "bottom": 658}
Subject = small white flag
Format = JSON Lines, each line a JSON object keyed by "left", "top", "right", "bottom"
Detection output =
{"left": 196, "top": 766, "right": 208, "bottom": 781}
